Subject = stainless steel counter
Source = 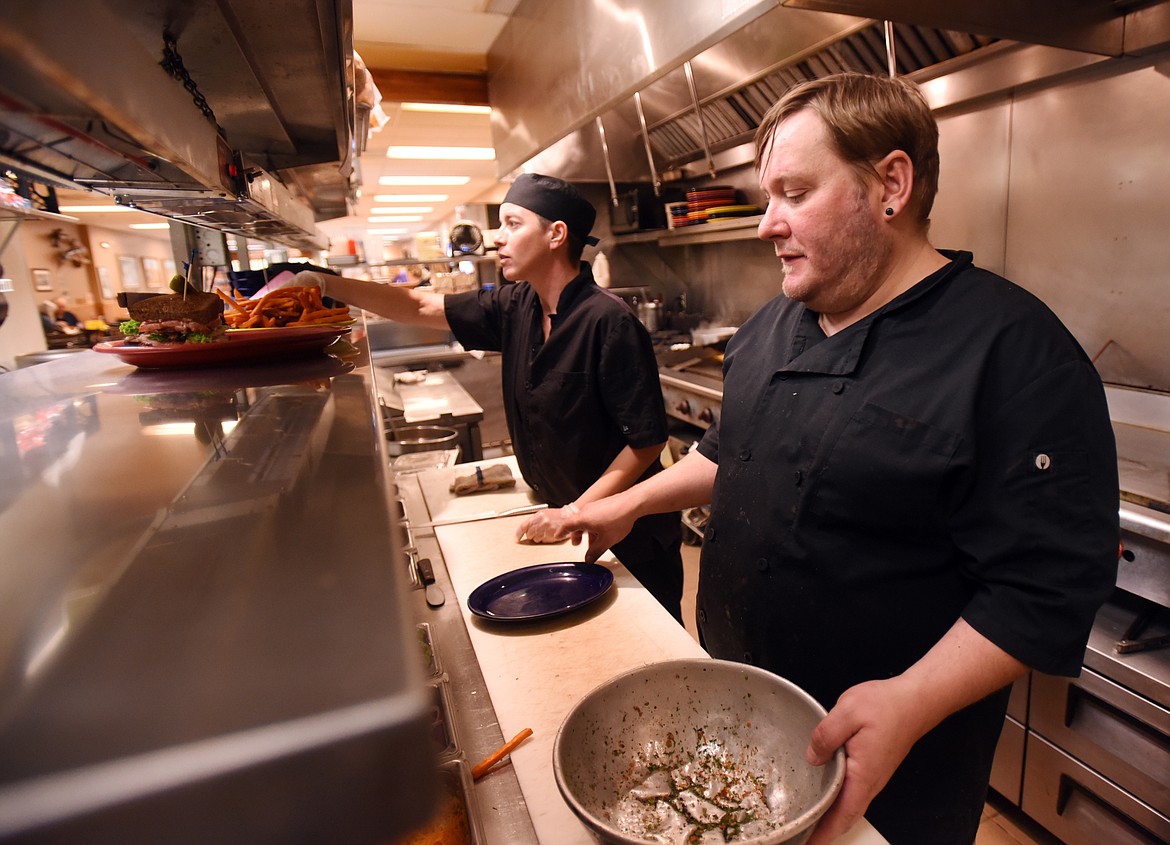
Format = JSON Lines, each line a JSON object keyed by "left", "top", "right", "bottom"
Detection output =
{"left": 0, "top": 332, "right": 438, "bottom": 842}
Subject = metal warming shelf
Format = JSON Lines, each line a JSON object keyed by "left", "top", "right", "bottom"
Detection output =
{"left": 0, "top": 339, "right": 437, "bottom": 842}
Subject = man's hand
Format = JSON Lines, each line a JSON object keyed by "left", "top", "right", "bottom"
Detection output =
{"left": 560, "top": 497, "right": 639, "bottom": 563}
{"left": 802, "top": 618, "right": 1025, "bottom": 844}
{"left": 803, "top": 676, "right": 928, "bottom": 845}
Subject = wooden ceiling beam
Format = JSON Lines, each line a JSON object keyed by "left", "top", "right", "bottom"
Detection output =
{"left": 368, "top": 69, "right": 490, "bottom": 106}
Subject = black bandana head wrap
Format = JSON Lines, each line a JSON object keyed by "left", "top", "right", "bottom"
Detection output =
{"left": 502, "top": 173, "right": 599, "bottom": 246}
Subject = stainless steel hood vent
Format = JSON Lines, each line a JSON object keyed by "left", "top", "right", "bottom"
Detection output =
{"left": 0, "top": 0, "right": 353, "bottom": 250}
{"left": 778, "top": 0, "right": 1132, "bottom": 56}
{"left": 489, "top": 0, "right": 789, "bottom": 179}
{"left": 644, "top": 21, "right": 996, "bottom": 170}
{"left": 514, "top": 6, "right": 996, "bottom": 185}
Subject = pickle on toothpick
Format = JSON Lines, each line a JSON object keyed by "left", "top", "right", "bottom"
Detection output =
{"left": 169, "top": 274, "right": 197, "bottom": 296}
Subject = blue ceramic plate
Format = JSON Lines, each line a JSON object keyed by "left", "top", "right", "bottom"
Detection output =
{"left": 467, "top": 562, "right": 614, "bottom": 623}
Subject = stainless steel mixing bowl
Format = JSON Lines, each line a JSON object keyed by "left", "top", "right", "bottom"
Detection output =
{"left": 553, "top": 659, "right": 844, "bottom": 845}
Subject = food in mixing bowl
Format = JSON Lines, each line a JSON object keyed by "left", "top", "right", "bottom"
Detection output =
{"left": 613, "top": 730, "right": 791, "bottom": 844}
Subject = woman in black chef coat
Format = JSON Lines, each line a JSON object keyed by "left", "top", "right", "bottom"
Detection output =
{"left": 295, "top": 174, "right": 684, "bottom": 622}
{"left": 563, "top": 73, "right": 1119, "bottom": 845}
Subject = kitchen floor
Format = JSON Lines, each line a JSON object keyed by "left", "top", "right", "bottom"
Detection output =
{"left": 679, "top": 543, "right": 1065, "bottom": 845}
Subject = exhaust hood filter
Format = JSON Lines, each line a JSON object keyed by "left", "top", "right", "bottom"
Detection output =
{"left": 645, "top": 21, "right": 996, "bottom": 168}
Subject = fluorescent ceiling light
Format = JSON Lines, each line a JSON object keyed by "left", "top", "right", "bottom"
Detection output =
{"left": 370, "top": 206, "right": 432, "bottom": 215}
{"left": 368, "top": 228, "right": 408, "bottom": 235}
{"left": 387, "top": 146, "right": 495, "bottom": 160}
{"left": 379, "top": 175, "right": 470, "bottom": 186}
{"left": 372, "top": 194, "right": 448, "bottom": 203}
{"left": 369, "top": 215, "right": 424, "bottom": 223}
{"left": 129, "top": 223, "right": 170, "bottom": 230}
{"left": 401, "top": 102, "right": 492, "bottom": 115}
{"left": 59, "top": 204, "right": 133, "bottom": 213}
{"left": 144, "top": 421, "right": 238, "bottom": 437}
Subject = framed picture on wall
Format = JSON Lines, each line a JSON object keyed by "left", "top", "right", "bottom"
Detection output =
{"left": 97, "top": 266, "right": 114, "bottom": 300}
{"left": 142, "top": 256, "right": 164, "bottom": 289}
{"left": 163, "top": 259, "right": 176, "bottom": 281}
{"left": 118, "top": 255, "right": 143, "bottom": 290}
{"left": 32, "top": 268, "right": 52, "bottom": 291}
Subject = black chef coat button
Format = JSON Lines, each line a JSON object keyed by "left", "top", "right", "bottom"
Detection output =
{"left": 743, "top": 651, "right": 753, "bottom": 663}
{"left": 705, "top": 526, "right": 717, "bottom": 542}
{"left": 524, "top": 380, "right": 532, "bottom": 389}
{"left": 738, "top": 448, "right": 752, "bottom": 462}
{"left": 697, "top": 609, "right": 707, "bottom": 624}
{"left": 756, "top": 557, "right": 769, "bottom": 571}
{"left": 832, "top": 380, "right": 845, "bottom": 394}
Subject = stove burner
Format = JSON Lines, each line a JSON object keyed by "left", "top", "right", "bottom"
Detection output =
{"left": 1116, "top": 605, "right": 1170, "bottom": 654}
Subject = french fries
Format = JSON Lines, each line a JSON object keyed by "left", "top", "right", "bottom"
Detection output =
{"left": 217, "top": 285, "right": 351, "bottom": 329}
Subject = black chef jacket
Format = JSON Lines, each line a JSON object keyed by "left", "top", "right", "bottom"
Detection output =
{"left": 444, "top": 264, "right": 683, "bottom": 617}
{"left": 695, "top": 250, "right": 1119, "bottom": 844}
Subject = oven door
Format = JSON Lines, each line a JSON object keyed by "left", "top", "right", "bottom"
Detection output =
{"left": 1030, "top": 669, "right": 1170, "bottom": 813}
{"left": 1022, "top": 732, "right": 1170, "bottom": 845}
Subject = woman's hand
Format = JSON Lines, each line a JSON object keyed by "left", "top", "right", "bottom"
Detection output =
{"left": 515, "top": 505, "right": 578, "bottom": 544}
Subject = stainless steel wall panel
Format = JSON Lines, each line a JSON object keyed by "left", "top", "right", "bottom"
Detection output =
{"left": 1003, "top": 60, "right": 1170, "bottom": 390}
{"left": 930, "top": 101, "right": 1012, "bottom": 277}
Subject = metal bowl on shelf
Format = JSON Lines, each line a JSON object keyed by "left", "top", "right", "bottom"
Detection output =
{"left": 553, "top": 658, "right": 843, "bottom": 845}
{"left": 386, "top": 425, "right": 459, "bottom": 457}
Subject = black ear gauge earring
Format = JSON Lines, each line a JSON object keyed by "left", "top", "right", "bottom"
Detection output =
{"left": 884, "top": 207, "right": 895, "bottom": 216}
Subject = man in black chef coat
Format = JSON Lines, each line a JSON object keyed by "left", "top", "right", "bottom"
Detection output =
{"left": 294, "top": 174, "right": 684, "bottom": 622}
{"left": 562, "top": 73, "right": 1119, "bottom": 845}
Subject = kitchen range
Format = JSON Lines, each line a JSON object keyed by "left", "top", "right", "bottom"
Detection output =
{"left": 656, "top": 339, "right": 726, "bottom": 433}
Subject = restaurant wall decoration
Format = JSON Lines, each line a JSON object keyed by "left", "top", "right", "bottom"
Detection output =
{"left": 142, "top": 256, "right": 164, "bottom": 290}
{"left": 118, "top": 255, "right": 143, "bottom": 290}
{"left": 97, "top": 266, "right": 114, "bottom": 300}
{"left": 32, "top": 268, "right": 51, "bottom": 291}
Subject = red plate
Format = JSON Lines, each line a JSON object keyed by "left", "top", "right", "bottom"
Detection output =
{"left": 93, "top": 326, "right": 351, "bottom": 369}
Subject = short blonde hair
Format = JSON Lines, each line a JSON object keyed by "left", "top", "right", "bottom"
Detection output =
{"left": 756, "top": 72, "right": 940, "bottom": 229}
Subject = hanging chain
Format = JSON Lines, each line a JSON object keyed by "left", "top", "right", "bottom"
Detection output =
{"left": 160, "top": 33, "right": 217, "bottom": 126}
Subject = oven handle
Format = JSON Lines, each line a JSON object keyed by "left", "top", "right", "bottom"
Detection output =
{"left": 658, "top": 371, "right": 723, "bottom": 401}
